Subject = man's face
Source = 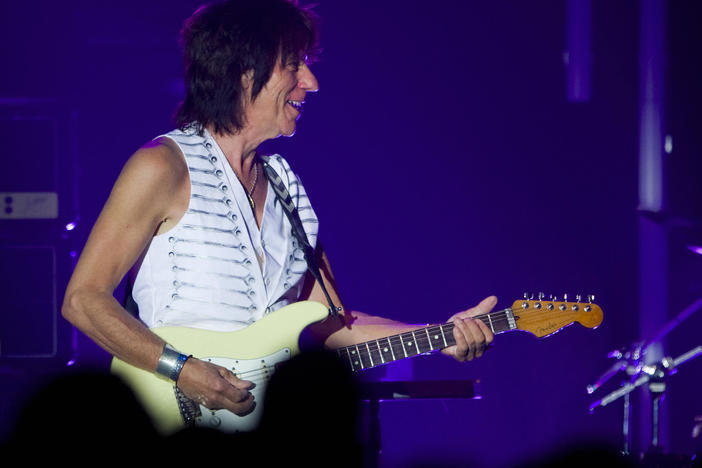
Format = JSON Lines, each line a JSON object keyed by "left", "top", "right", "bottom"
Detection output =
{"left": 243, "top": 55, "right": 319, "bottom": 140}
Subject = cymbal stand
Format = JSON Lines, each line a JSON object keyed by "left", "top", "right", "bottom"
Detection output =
{"left": 588, "top": 297, "right": 702, "bottom": 455}
{"left": 588, "top": 346, "right": 702, "bottom": 454}
{"left": 586, "top": 341, "right": 643, "bottom": 455}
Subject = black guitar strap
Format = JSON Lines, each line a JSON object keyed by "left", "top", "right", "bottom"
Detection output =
{"left": 261, "top": 158, "right": 340, "bottom": 317}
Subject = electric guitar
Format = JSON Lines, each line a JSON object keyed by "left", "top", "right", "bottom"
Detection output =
{"left": 111, "top": 296, "right": 603, "bottom": 435}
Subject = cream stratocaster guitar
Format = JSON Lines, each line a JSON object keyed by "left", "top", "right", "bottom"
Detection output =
{"left": 111, "top": 296, "right": 603, "bottom": 435}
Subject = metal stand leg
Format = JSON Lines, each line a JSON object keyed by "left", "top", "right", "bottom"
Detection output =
{"left": 622, "top": 392, "right": 631, "bottom": 455}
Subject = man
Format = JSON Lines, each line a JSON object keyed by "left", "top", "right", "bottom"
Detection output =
{"left": 62, "top": 0, "right": 495, "bottom": 423}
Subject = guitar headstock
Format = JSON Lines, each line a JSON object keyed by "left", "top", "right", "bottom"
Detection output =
{"left": 510, "top": 293, "right": 603, "bottom": 338}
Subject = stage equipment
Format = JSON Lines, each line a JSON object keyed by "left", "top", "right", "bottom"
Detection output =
{"left": 0, "top": 98, "right": 79, "bottom": 365}
{"left": 588, "top": 298, "right": 702, "bottom": 460}
{"left": 359, "top": 379, "right": 477, "bottom": 468}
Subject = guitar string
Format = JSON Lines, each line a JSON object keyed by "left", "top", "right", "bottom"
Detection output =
{"left": 225, "top": 310, "right": 515, "bottom": 379}
{"left": 190, "top": 303, "right": 592, "bottom": 400}
{"left": 337, "top": 311, "right": 515, "bottom": 370}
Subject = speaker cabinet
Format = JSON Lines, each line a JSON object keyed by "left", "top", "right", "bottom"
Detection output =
{"left": 0, "top": 98, "right": 78, "bottom": 363}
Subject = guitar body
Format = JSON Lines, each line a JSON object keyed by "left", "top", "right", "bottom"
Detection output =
{"left": 111, "top": 300, "right": 329, "bottom": 435}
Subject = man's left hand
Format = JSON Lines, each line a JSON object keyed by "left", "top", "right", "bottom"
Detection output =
{"left": 441, "top": 295, "right": 497, "bottom": 362}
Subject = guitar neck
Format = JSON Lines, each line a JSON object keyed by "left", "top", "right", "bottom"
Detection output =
{"left": 336, "top": 307, "right": 517, "bottom": 372}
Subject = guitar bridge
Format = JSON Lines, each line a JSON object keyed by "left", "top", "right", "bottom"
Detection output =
{"left": 174, "top": 386, "right": 202, "bottom": 427}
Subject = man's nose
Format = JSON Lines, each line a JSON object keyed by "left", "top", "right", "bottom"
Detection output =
{"left": 298, "top": 63, "right": 319, "bottom": 93}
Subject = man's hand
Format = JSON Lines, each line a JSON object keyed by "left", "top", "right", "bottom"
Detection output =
{"left": 176, "top": 358, "right": 255, "bottom": 416}
{"left": 441, "top": 296, "right": 497, "bottom": 362}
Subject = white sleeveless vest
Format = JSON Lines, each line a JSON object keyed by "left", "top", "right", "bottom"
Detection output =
{"left": 132, "top": 126, "right": 319, "bottom": 331}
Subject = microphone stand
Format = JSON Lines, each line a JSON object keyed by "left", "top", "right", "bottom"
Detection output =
{"left": 588, "top": 347, "right": 702, "bottom": 452}
{"left": 587, "top": 297, "right": 702, "bottom": 456}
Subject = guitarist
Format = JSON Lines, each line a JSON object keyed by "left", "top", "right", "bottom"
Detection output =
{"left": 62, "top": 0, "right": 496, "bottom": 420}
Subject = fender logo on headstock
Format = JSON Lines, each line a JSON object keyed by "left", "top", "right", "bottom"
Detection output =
{"left": 537, "top": 322, "right": 560, "bottom": 335}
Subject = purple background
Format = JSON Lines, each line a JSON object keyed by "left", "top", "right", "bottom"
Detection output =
{"left": 1, "top": 1, "right": 701, "bottom": 466}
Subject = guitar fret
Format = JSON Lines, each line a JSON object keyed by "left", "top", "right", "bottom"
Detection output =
{"left": 370, "top": 341, "right": 383, "bottom": 368}
{"left": 411, "top": 330, "right": 419, "bottom": 354}
{"left": 403, "top": 332, "right": 417, "bottom": 356}
{"left": 387, "top": 337, "right": 397, "bottom": 362}
{"left": 400, "top": 335, "right": 408, "bottom": 357}
{"left": 376, "top": 339, "right": 385, "bottom": 364}
{"left": 353, "top": 345, "right": 363, "bottom": 370}
{"left": 486, "top": 314, "right": 495, "bottom": 333}
{"left": 440, "top": 324, "right": 448, "bottom": 347}
{"left": 427, "top": 326, "right": 442, "bottom": 349}
{"left": 339, "top": 347, "right": 353, "bottom": 371}
{"left": 365, "top": 342, "right": 374, "bottom": 367}
{"left": 425, "top": 328, "right": 434, "bottom": 350}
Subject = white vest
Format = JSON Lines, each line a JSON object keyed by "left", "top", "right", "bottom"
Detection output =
{"left": 132, "top": 126, "right": 319, "bottom": 331}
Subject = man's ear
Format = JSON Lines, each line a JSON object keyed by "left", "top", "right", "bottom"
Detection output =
{"left": 241, "top": 69, "right": 255, "bottom": 99}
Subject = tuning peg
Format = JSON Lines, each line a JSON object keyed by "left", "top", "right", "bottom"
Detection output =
{"left": 563, "top": 293, "right": 569, "bottom": 302}
{"left": 538, "top": 292, "right": 545, "bottom": 300}
{"left": 576, "top": 294, "right": 582, "bottom": 302}
{"left": 523, "top": 292, "right": 529, "bottom": 299}
{"left": 587, "top": 294, "right": 595, "bottom": 303}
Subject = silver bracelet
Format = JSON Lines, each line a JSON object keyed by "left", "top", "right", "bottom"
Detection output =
{"left": 156, "top": 343, "right": 190, "bottom": 383}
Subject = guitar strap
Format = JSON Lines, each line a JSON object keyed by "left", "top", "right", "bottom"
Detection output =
{"left": 261, "top": 158, "right": 340, "bottom": 317}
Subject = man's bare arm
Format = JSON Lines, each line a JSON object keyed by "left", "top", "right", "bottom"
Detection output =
{"left": 62, "top": 139, "right": 254, "bottom": 414}
{"left": 301, "top": 244, "right": 494, "bottom": 360}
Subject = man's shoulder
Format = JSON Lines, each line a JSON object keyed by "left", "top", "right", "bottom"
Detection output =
{"left": 122, "top": 137, "right": 188, "bottom": 188}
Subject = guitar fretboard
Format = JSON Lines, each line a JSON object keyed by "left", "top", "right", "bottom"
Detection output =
{"left": 336, "top": 307, "right": 517, "bottom": 372}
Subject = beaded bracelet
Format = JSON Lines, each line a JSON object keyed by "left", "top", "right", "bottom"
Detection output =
{"left": 156, "top": 343, "right": 191, "bottom": 383}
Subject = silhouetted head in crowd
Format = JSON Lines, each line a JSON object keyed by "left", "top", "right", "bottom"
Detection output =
{"left": 258, "top": 349, "right": 363, "bottom": 467}
{"left": 7, "top": 371, "right": 158, "bottom": 462}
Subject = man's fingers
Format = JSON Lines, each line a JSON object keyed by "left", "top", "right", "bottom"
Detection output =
{"left": 463, "top": 317, "right": 487, "bottom": 358}
{"left": 475, "top": 318, "right": 495, "bottom": 346}
{"left": 218, "top": 366, "right": 255, "bottom": 390}
{"left": 452, "top": 315, "right": 493, "bottom": 361}
{"left": 452, "top": 318, "right": 474, "bottom": 362}
{"left": 467, "top": 295, "right": 498, "bottom": 318}
{"left": 182, "top": 361, "right": 255, "bottom": 414}
{"left": 216, "top": 369, "right": 254, "bottom": 406}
